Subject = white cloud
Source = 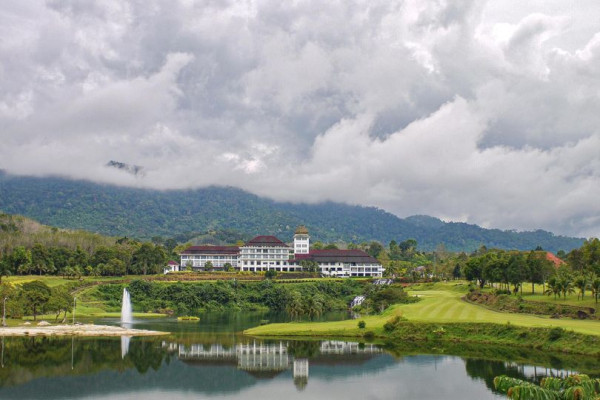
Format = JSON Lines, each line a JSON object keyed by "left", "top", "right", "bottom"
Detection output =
{"left": 0, "top": 0, "right": 599, "bottom": 237}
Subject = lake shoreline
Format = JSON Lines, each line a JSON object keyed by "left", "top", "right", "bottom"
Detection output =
{"left": 244, "top": 320, "right": 600, "bottom": 357}
{"left": 0, "top": 323, "right": 169, "bottom": 337}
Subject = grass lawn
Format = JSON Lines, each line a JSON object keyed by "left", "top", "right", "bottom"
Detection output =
{"left": 521, "top": 293, "right": 598, "bottom": 309}
{"left": 246, "top": 283, "right": 600, "bottom": 337}
{"left": 4, "top": 275, "right": 125, "bottom": 288}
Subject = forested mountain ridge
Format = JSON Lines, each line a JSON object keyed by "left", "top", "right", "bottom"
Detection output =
{"left": 0, "top": 172, "right": 584, "bottom": 252}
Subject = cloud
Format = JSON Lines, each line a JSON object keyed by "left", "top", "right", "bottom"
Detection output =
{"left": 0, "top": 0, "right": 599, "bottom": 237}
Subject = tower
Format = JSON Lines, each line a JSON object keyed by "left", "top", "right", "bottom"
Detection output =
{"left": 293, "top": 225, "right": 310, "bottom": 254}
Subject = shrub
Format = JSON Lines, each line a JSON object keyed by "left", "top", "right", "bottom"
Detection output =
{"left": 383, "top": 315, "right": 404, "bottom": 332}
{"left": 363, "top": 330, "right": 375, "bottom": 339}
{"left": 548, "top": 327, "right": 564, "bottom": 341}
{"left": 358, "top": 320, "right": 366, "bottom": 329}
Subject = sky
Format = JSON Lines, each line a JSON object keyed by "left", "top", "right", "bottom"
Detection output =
{"left": 1, "top": 1, "right": 599, "bottom": 238}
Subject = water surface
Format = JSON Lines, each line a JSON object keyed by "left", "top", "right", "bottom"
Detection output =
{"left": 0, "top": 313, "right": 594, "bottom": 400}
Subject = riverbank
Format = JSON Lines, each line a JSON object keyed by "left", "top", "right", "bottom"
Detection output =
{"left": 0, "top": 324, "right": 169, "bottom": 337}
{"left": 244, "top": 285, "right": 600, "bottom": 355}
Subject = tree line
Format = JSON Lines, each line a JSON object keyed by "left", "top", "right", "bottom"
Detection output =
{"left": 0, "top": 239, "right": 172, "bottom": 280}
{"left": 97, "top": 279, "right": 365, "bottom": 317}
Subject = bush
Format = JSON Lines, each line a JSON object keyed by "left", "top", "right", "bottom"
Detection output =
{"left": 358, "top": 320, "right": 366, "bottom": 329}
{"left": 548, "top": 327, "right": 564, "bottom": 341}
{"left": 363, "top": 330, "right": 375, "bottom": 339}
{"left": 265, "top": 269, "right": 277, "bottom": 279}
{"left": 383, "top": 315, "right": 404, "bottom": 332}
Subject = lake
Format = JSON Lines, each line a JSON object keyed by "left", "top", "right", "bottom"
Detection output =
{"left": 0, "top": 312, "right": 596, "bottom": 400}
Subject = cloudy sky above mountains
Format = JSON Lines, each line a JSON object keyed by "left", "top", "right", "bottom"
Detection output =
{"left": 1, "top": 1, "right": 600, "bottom": 237}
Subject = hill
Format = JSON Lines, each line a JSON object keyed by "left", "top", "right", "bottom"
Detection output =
{"left": 0, "top": 172, "right": 584, "bottom": 252}
{"left": 0, "top": 212, "right": 116, "bottom": 253}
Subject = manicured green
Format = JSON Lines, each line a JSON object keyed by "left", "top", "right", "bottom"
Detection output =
{"left": 245, "top": 283, "right": 600, "bottom": 339}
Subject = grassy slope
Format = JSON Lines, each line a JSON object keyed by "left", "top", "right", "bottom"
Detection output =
{"left": 245, "top": 283, "right": 600, "bottom": 337}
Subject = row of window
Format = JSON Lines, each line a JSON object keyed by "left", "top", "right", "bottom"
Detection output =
{"left": 240, "top": 254, "right": 290, "bottom": 260}
{"left": 182, "top": 255, "right": 237, "bottom": 260}
{"left": 241, "top": 248, "right": 290, "bottom": 254}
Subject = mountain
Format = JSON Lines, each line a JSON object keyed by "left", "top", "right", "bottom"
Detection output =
{"left": 0, "top": 171, "right": 584, "bottom": 252}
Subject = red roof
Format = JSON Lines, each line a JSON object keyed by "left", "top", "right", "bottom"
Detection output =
{"left": 167, "top": 261, "right": 179, "bottom": 265}
{"left": 180, "top": 246, "right": 240, "bottom": 255}
{"left": 292, "top": 249, "right": 378, "bottom": 264}
{"left": 545, "top": 252, "right": 565, "bottom": 267}
{"left": 244, "top": 236, "right": 289, "bottom": 247}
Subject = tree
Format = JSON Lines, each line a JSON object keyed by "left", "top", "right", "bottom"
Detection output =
{"left": 299, "top": 260, "right": 319, "bottom": 273}
{"left": 567, "top": 248, "right": 585, "bottom": 273}
{"left": 398, "top": 239, "right": 418, "bottom": 259}
{"left": 591, "top": 277, "right": 600, "bottom": 304}
{"left": 558, "top": 273, "right": 575, "bottom": 299}
{"left": 306, "top": 294, "right": 324, "bottom": 317}
{"left": 581, "top": 238, "right": 600, "bottom": 275}
{"left": 494, "top": 374, "right": 600, "bottom": 400}
{"left": 21, "top": 280, "right": 52, "bottom": 321}
{"left": 545, "top": 276, "right": 561, "bottom": 300}
{"left": 47, "top": 286, "right": 73, "bottom": 323}
{"left": 132, "top": 243, "right": 166, "bottom": 275}
{"left": 265, "top": 269, "right": 277, "bottom": 279}
{"left": 367, "top": 242, "right": 383, "bottom": 258}
{"left": 0, "top": 258, "right": 12, "bottom": 283}
{"left": 452, "top": 264, "right": 462, "bottom": 279}
{"left": 574, "top": 274, "right": 590, "bottom": 300}
{"left": 506, "top": 253, "right": 527, "bottom": 294}
{"left": 11, "top": 246, "right": 31, "bottom": 275}
{"left": 286, "top": 291, "right": 304, "bottom": 318}
{"left": 223, "top": 262, "right": 233, "bottom": 272}
{"left": 204, "top": 261, "right": 213, "bottom": 272}
{"left": 31, "top": 243, "right": 55, "bottom": 276}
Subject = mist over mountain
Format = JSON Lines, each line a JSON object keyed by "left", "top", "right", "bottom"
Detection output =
{"left": 0, "top": 172, "right": 584, "bottom": 252}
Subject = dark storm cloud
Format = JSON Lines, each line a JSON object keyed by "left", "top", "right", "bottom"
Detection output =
{"left": 1, "top": 0, "right": 599, "bottom": 237}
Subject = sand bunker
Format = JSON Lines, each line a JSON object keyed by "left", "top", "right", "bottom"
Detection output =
{"left": 0, "top": 324, "right": 168, "bottom": 337}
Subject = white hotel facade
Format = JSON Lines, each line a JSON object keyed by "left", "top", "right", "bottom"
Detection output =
{"left": 179, "top": 226, "right": 384, "bottom": 277}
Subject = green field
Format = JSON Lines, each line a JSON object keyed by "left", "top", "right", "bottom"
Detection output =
{"left": 5, "top": 275, "right": 124, "bottom": 287}
{"left": 245, "top": 283, "right": 600, "bottom": 337}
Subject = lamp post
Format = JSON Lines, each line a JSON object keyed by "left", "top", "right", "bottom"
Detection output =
{"left": 2, "top": 297, "right": 7, "bottom": 327}
{"left": 72, "top": 296, "right": 76, "bottom": 325}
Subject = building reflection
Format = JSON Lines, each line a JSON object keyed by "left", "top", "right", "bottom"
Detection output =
{"left": 171, "top": 340, "right": 382, "bottom": 389}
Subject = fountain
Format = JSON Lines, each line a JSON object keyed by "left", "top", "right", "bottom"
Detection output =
{"left": 121, "top": 335, "right": 130, "bottom": 359}
{"left": 121, "top": 288, "right": 132, "bottom": 324}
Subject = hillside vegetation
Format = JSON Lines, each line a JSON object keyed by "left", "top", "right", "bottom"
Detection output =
{"left": 0, "top": 172, "right": 584, "bottom": 252}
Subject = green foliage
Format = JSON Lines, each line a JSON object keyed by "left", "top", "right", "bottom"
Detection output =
{"left": 495, "top": 373, "right": 600, "bottom": 400}
{"left": 548, "top": 327, "right": 564, "bottom": 341}
{"left": 92, "top": 280, "right": 364, "bottom": 316}
{"left": 264, "top": 269, "right": 277, "bottom": 279}
{"left": 357, "top": 320, "right": 366, "bottom": 329}
{"left": 21, "top": 280, "right": 52, "bottom": 320}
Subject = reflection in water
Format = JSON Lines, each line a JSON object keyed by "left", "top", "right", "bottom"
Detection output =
{"left": 175, "top": 340, "right": 381, "bottom": 389}
{"left": 0, "top": 315, "right": 597, "bottom": 400}
{"left": 121, "top": 336, "right": 130, "bottom": 359}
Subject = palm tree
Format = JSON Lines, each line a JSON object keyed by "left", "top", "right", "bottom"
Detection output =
{"left": 286, "top": 291, "right": 304, "bottom": 319}
{"left": 559, "top": 276, "right": 575, "bottom": 300}
{"left": 495, "top": 374, "right": 600, "bottom": 400}
{"left": 544, "top": 277, "right": 561, "bottom": 300}
{"left": 574, "top": 275, "right": 590, "bottom": 300}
